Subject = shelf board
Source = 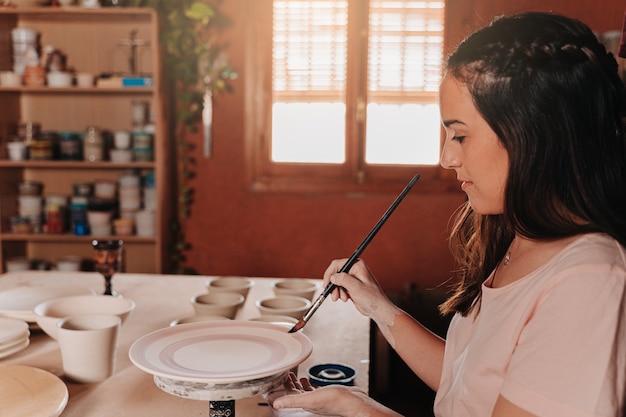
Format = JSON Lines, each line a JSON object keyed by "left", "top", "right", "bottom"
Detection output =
{"left": 0, "top": 86, "right": 154, "bottom": 94}
{"left": 0, "top": 160, "right": 155, "bottom": 169}
{"left": 0, "top": 6, "right": 154, "bottom": 17}
{"left": 1, "top": 233, "right": 156, "bottom": 243}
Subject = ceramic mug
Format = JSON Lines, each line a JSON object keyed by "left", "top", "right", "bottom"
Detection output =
{"left": 57, "top": 314, "right": 121, "bottom": 383}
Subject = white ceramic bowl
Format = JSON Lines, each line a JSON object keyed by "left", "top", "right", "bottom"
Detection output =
{"left": 75, "top": 72, "right": 94, "bottom": 87}
{"left": 46, "top": 71, "right": 73, "bottom": 88}
{"left": 205, "top": 277, "right": 255, "bottom": 300}
{"left": 271, "top": 279, "right": 319, "bottom": 301}
{"left": 110, "top": 149, "right": 133, "bottom": 163}
{"left": 0, "top": 71, "right": 21, "bottom": 87}
{"left": 5, "top": 257, "right": 30, "bottom": 272}
{"left": 170, "top": 315, "right": 231, "bottom": 326}
{"left": 56, "top": 255, "right": 83, "bottom": 272}
{"left": 34, "top": 295, "right": 135, "bottom": 339}
{"left": 191, "top": 292, "right": 244, "bottom": 319}
{"left": 249, "top": 315, "right": 298, "bottom": 329}
{"left": 255, "top": 295, "right": 311, "bottom": 319}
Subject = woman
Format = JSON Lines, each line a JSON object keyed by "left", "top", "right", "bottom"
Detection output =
{"left": 273, "top": 12, "right": 626, "bottom": 417}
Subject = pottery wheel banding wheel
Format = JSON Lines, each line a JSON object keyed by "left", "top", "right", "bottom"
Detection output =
{"left": 129, "top": 320, "right": 313, "bottom": 401}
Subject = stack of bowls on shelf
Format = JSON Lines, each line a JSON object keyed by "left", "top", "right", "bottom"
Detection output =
{"left": 116, "top": 170, "right": 141, "bottom": 236}
{"left": 16, "top": 181, "right": 43, "bottom": 234}
{"left": 87, "top": 180, "right": 117, "bottom": 236}
{"left": 110, "top": 130, "right": 133, "bottom": 163}
{"left": 11, "top": 27, "right": 38, "bottom": 77}
{"left": 135, "top": 209, "right": 155, "bottom": 236}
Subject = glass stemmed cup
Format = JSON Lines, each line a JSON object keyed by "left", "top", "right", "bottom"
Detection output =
{"left": 92, "top": 239, "right": 124, "bottom": 296}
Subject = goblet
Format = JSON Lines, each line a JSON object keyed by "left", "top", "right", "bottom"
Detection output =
{"left": 92, "top": 239, "right": 123, "bottom": 296}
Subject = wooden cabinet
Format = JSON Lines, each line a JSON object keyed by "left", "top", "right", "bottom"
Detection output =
{"left": 0, "top": 7, "right": 174, "bottom": 274}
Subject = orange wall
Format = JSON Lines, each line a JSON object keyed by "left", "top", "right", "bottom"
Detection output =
{"left": 179, "top": 0, "right": 624, "bottom": 292}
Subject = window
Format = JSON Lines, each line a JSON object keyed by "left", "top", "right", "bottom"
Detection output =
{"left": 246, "top": 0, "right": 454, "bottom": 192}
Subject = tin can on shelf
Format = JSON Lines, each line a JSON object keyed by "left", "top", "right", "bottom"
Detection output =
{"left": 83, "top": 126, "right": 104, "bottom": 162}
{"left": 58, "top": 131, "right": 82, "bottom": 160}
{"left": 29, "top": 139, "right": 54, "bottom": 160}
{"left": 132, "top": 131, "right": 153, "bottom": 161}
{"left": 17, "top": 121, "right": 40, "bottom": 143}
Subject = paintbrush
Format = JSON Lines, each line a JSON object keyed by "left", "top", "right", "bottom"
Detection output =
{"left": 287, "top": 174, "right": 420, "bottom": 333}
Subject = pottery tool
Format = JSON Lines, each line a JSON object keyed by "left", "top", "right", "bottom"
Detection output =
{"left": 288, "top": 174, "right": 420, "bottom": 333}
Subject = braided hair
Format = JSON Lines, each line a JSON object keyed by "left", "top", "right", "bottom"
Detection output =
{"left": 440, "top": 12, "right": 626, "bottom": 316}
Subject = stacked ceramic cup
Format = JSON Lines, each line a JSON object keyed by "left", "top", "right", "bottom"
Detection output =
{"left": 17, "top": 181, "right": 44, "bottom": 234}
{"left": 11, "top": 27, "right": 38, "bottom": 77}
{"left": 143, "top": 171, "right": 156, "bottom": 210}
{"left": 110, "top": 130, "right": 133, "bottom": 163}
{"left": 117, "top": 170, "right": 141, "bottom": 235}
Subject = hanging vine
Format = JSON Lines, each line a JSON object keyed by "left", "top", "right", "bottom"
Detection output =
{"left": 127, "top": 0, "right": 237, "bottom": 273}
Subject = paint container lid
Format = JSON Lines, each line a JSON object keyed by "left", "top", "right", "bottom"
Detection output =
{"left": 307, "top": 363, "right": 356, "bottom": 387}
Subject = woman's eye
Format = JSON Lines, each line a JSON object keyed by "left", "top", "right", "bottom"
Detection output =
{"left": 443, "top": 126, "right": 465, "bottom": 143}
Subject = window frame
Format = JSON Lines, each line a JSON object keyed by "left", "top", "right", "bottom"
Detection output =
{"left": 244, "top": 0, "right": 458, "bottom": 194}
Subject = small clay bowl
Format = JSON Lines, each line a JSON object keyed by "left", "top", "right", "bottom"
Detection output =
{"left": 255, "top": 295, "right": 311, "bottom": 319}
{"left": 191, "top": 292, "right": 244, "bottom": 319}
{"left": 271, "top": 279, "right": 319, "bottom": 301}
{"left": 205, "top": 277, "right": 255, "bottom": 300}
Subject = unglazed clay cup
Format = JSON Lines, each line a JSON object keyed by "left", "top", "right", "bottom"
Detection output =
{"left": 75, "top": 72, "right": 94, "bottom": 87}
{"left": 255, "top": 295, "right": 312, "bottom": 319}
{"left": 271, "top": 279, "right": 319, "bottom": 301}
{"left": 191, "top": 292, "right": 244, "bottom": 319}
{"left": 57, "top": 314, "right": 121, "bottom": 383}
{"left": 205, "top": 276, "right": 255, "bottom": 300}
{"left": 34, "top": 295, "right": 135, "bottom": 339}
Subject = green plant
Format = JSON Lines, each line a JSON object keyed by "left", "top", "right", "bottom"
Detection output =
{"left": 127, "top": 0, "right": 237, "bottom": 273}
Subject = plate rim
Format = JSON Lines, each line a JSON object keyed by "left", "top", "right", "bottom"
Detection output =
{"left": 129, "top": 320, "right": 312, "bottom": 384}
{"left": 0, "top": 364, "right": 68, "bottom": 417}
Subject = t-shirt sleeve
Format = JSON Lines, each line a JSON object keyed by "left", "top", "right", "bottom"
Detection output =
{"left": 500, "top": 265, "right": 626, "bottom": 417}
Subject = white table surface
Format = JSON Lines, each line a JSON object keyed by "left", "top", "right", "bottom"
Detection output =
{"left": 0, "top": 271, "right": 370, "bottom": 416}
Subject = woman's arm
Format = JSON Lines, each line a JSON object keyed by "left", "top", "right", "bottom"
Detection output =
{"left": 324, "top": 259, "right": 446, "bottom": 390}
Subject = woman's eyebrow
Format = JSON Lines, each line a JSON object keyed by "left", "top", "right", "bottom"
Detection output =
{"left": 442, "top": 119, "right": 466, "bottom": 128}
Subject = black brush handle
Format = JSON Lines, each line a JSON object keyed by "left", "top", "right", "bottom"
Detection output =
{"left": 301, "top": 174, "right": 421, "bottom": 324}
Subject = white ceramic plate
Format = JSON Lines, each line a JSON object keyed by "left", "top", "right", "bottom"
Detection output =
{"left": 0, "top": 364, "right": 68, "bottom": 417}
{"left": 0, "top": 286, "right": 94, "bottom": 322}
{"left": 0, "top": 337, "right": 29, "bottom": 359}
{"left": 130, "top": 320, "right": 312, "bottom": 384}
{"left": 0, "top": 317, "right": 29, "bottom": 344}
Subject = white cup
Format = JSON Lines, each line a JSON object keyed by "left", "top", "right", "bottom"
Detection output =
{"left": 76, "top": 72, "right": 94, "bottom": 87}
{"left": 0, "top": 71, "right": 21, "bottom": 87}
{"left": 57, "top": 314, "right": 121, "bottom": 383}
{"left": 7, "top": 141, "right": 27, "bottom": 161}
{"left": 135, "top": 209, "right": 155, "bottom": 236}
{"left": 113, "top": 131, "right": 132, "bottom": 150}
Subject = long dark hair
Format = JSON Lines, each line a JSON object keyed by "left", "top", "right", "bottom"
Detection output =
{"left": 440, "top": 12, "right": 626, "bottom": 315}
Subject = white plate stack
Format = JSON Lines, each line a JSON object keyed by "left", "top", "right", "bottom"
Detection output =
{"left": 0, "top": 317, "right": 30, "bottom": 359}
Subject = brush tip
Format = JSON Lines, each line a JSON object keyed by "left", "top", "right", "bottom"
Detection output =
{"left": 288, "top": 319, "right": 305, "bottom": 333}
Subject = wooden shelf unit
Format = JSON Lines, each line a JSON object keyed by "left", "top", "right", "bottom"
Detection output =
{"left": 0, "top": 7, "right": 174, "bottom": 274}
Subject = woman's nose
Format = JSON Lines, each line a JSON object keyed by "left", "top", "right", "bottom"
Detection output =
{"left": 440, "top": 140, "right": 460, "bottom": 169}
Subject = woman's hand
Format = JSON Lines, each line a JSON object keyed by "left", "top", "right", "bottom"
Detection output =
{"left": 322, "top": 259, "right": 398, "bottom": 321}
{"left": 271, "top": 373, "right": 402, "bottom": 417}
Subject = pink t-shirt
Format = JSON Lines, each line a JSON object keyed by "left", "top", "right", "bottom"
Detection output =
{"left": 434, "top": 233, "right": 626, "bottom": 417}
